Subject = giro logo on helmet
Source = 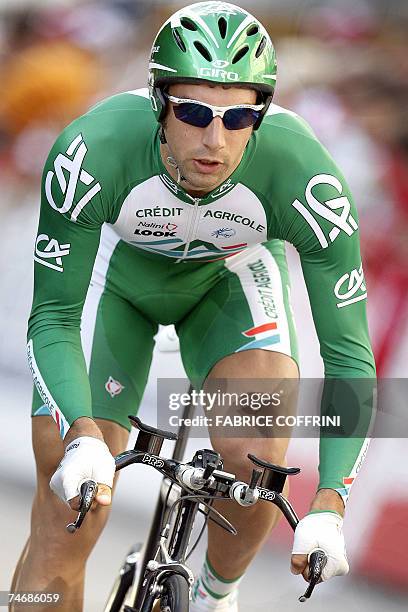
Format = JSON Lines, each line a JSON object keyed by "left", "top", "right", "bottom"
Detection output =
{"left": 198, "top": 67, "right": 239, "bottom": 81}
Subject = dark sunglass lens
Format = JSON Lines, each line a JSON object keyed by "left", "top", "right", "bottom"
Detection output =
{"left": 223, "top": 108, "right": 261, "bottom": 130}
{"left": 173, "top": 103, "right": 212, "bottom": 127}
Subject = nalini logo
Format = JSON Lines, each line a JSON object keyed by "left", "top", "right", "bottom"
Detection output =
{"left": 34, "top": 234, "right": 71, "bottom": 272}
{"left": 45, "top": 133, "right": 101, "bottom": 222}
{"left": 211, "top": 227, "right": 236, "bottom": 238}
{"left": 334, "top": 264, "right": 367, "bottom": 308}
{"left": 105, "top": 376, "right": 125, "bottom": 398}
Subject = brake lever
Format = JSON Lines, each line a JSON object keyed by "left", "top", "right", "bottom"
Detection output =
{"left": 66, "top": 480, "right": 98, "bottom": 533}
{"left": 298, "top": 549, "right": 327, "bottom": 602}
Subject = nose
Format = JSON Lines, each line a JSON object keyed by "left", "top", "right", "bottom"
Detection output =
{"left": 202, "top": 116, "right": 226, "bottom": 152}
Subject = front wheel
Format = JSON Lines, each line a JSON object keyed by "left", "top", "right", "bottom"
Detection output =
{"left": 103, "top": 544, "right": 142, "bottom": 612}
{"left": 159, "top": 573, "right": 190, "bottom": 612}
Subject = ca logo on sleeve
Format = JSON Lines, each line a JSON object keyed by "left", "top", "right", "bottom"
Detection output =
{"left": 45, "top": 133, "right": 101, "bottom": 221}
{"left": 292, "top": 174, "right": 358, "bottom": 249}
{"left": 334, "top": 263, "right": 367, "bottom": 308}
{"left": 34, "top": 234, "right": 71, "bottom": 272}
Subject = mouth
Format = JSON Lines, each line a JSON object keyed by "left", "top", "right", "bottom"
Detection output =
{"left": 193, "top": 158, "right": 223, "bottom": 175}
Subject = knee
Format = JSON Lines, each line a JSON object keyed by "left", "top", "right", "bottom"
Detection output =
{"left": 30, "top": 488, "right": 112, "bottom": 565}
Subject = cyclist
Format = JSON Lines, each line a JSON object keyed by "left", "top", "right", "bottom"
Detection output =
{"left": 12, "top": 2, "right": 376, "bottom": 611}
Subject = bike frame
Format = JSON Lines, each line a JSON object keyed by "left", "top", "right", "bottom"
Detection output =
{"left": 92, "top": 392, "right": 327, "bottom": 611}
{"left": 130, "top": 391, "right": 196, "bottom": 610}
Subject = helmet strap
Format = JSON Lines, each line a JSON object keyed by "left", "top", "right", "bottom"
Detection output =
{"left": 254, "top": 93, "right": 273, "bottom": 130}
{"left": 159, "top": 125, "right": 167, "bottom": 144}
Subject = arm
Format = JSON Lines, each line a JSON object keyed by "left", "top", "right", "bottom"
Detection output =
{"left": 263, "top": 112, "right": 376, "bottom": 580}
{"left": 269, "top": 130, "right": 377, "bottom": 511}
{"left": 29, "top": 126, "right": 119, "bottom": 507}
{"left": 286, "top": 150, "right": 376, "bottom": 583}
{"left": 28, "top": 127, "right": 108, "bottom": 439}
{"left": 297, "top": 176, "right": 376, "bottom": 512}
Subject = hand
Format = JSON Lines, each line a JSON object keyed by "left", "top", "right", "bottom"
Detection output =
{"left": 59, "top": 417, "right": 114, "bottom": 509}
{"left": 291, "top": 511, "right": 349, "bottom": 582}
{"left": 50, "top": 422, "right": 116, "bottom": 510}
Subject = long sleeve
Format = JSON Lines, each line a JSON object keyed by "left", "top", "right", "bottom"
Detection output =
{"left": 270, "top": 127, "right": 377, "bottom": 504}
{"left": 28, "top": 127, "right": 108, "bottom": 437}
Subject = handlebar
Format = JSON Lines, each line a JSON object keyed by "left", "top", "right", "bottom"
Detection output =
{"left": 64, "top": 418, "right": 327, "bottom": 600}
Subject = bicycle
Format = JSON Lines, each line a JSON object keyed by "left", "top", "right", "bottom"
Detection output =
{"left": 67, "top": 401, "right": 327, "bottom": 611}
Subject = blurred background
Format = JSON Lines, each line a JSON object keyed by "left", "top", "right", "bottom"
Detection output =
{"left": 0, "top": 0, "right": 407, "bottom": 610}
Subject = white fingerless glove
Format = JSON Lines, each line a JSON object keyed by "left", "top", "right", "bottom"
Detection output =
{"left": 50, "top": 436, "right": 116, "bottom": 505}
{"left": 292, "top": 512, "right": 349, "bottom": 581}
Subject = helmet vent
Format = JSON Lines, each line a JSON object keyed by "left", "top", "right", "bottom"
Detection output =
{"left": 194, "top": 41, "right": 212, "bottom": 62}
{"left": 218, "top": 17, "right": 227, "bottom": 39}
{"left": 255, "top": 36, "right": 267, "bottom": 58}
{"left": 172, "top": 29, "right": 187, "bottom": 52}
{"left": 247, "top": 25, "right": 259, "bottom": 36}
{"left": 232, "top": 45, "right": 249, "bottom": 64}
{"left": 181, "top": 17, "right": 197, "bottom": 31}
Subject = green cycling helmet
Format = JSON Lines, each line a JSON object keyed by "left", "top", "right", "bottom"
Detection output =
{"left": 148, "top": 1, "right": 277, "bottom": 130}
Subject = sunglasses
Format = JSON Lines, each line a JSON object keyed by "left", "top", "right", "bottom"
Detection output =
{"left": 165, "top": 94, "right": 265, "bottom": 130}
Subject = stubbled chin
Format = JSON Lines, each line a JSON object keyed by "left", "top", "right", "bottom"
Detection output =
{"left": 187, "top": 168, "right": 227, "bottom": 190}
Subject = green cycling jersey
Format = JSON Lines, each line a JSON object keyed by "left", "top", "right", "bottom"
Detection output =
{"left": 28, "top": 89, "right": 376, "bottom": 503}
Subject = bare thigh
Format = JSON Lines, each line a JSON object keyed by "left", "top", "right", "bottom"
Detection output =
{"left": 205, "top": 349, "right": 299, "bottom": 477}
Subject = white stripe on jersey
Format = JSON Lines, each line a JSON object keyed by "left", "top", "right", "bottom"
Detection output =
{"left": 81, "top": 224, "right": 120, "bottom": 371}
{"left": 224, "top": 243, "right": 292, "bottom": 356}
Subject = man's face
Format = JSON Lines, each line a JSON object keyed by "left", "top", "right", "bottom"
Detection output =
{"left": 161, "top": 82, "right": 257, "bottom": 196}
